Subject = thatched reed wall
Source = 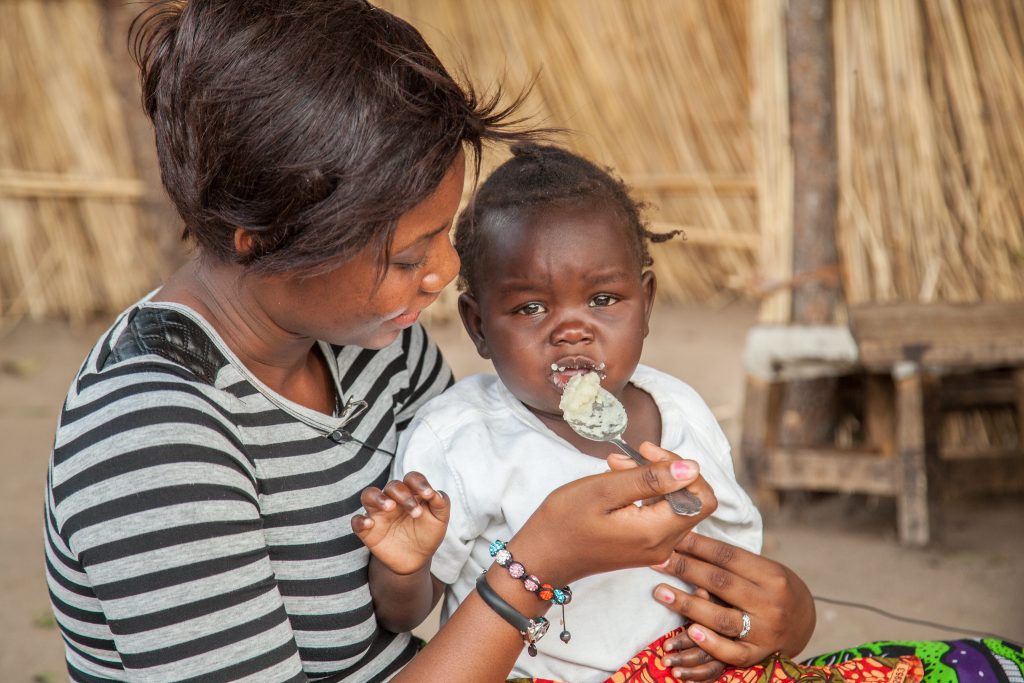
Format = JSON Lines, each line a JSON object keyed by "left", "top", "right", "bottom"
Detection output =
{"left": 834, "top": 0, "right": 1024, "bottom": 307}
{"left": 380, "top": 0, "right": 758, "bottom": 320}
{"left": 756, "top": 0, "right": 1024, "bottom": 323}
{"left": 1, "top": 1, "right": 1022, "bottom": 326}
{"left": 0, "top": 0, "right": 161, "bottom": 327}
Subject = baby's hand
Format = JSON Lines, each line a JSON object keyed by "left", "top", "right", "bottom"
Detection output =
{"left": 662, "top": 588, "right": 727, "bottom": 682}
{"left": 351, "top": 472, "right": 450, "bottom": 576}
{"left": 663, "top": 633, "right": 727, "bottom": 683}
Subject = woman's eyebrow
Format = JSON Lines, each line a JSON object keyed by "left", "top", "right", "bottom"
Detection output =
{"left": 392, "top": 223, "right": 450, "bottom": 254}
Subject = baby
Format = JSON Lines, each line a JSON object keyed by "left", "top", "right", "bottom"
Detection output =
{"left": 381, "top": 144, "right": 762, "bottom": 682}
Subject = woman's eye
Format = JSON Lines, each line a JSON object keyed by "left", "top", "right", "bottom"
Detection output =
{"left": 589, "top": 294, "right": 619, "bottom": 307}
{"left": 392, "top": 258, "right": 426, "bottom": 271}
{"left": 515, "top": 302, "right": 547, "bottom": 316}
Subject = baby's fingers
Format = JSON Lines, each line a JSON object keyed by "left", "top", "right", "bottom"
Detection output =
{"left": 686, "top": 624, "right": 761, "bottom": 668}
{"left": 350, "top": 513, "right": 374, "bottom": 535}
{"left": 382, "top": 479, "right": 422, "bottom": 518}
{"left": 425, "top": 489, "right": 451, "bottom": 525}
{"left": 359, "top": 486, "right": 397, "bottom": 515}
{"left": 663, "top": 631, "right": 696, "bottom": 654}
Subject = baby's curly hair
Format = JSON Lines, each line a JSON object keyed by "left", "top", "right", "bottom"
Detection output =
{"left": 454, "top": 143, "right": 682, "bottom": 295}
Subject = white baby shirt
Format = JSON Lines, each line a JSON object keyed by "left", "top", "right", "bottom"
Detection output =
{"left": 393, "top": 364, "right": 762, "bottom": 683}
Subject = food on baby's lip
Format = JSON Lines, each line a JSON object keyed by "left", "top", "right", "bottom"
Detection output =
{"left": 558, "top": 371, "right": 627, "bottom": 436}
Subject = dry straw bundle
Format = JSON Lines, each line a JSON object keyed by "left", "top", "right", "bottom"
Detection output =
{"left": 0, "top": 0, "right": 158, "bottom": 327}
{"left": 379, "top": 0, "right": 759, "bottom": 321}
{"left": 834, "top": 0, "right": 1024, "bottom": 306}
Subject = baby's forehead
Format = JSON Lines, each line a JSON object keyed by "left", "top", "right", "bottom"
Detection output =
{"left": 481, "top": 199, "right": 632, "bottom": 248}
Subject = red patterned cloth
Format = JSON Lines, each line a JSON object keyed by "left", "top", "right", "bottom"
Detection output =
{"left": 509, "top": 629, "right": 923, "bottom": 683}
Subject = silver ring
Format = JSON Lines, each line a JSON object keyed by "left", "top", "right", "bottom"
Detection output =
{"left": 737, "top": 612, "right": 751, "bottom": 640}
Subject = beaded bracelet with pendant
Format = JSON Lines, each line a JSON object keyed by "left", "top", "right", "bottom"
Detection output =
{"left": 488, "top": 539, "right": 573, "bottom": 643}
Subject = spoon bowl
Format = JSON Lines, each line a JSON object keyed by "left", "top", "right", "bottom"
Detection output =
{"left": 560, "top": 374, "right": 702, "bottom": 517}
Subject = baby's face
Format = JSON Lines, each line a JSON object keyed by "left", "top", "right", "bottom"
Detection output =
{"left": 464, "top": 203, "right": 654, "bottom": 420}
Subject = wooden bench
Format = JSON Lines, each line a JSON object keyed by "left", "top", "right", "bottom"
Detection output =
{"left": 740, "top": 302, "right": 1024, "bottom": 546}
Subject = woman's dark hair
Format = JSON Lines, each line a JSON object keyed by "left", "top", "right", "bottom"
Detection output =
{"left": 130, "top": 0, "right": 535, "bottom": 274}
{"left": 454, "top": 143, "right": 682, "bottom": 294}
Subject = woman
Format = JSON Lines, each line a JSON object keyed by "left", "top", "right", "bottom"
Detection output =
{"left": 43, "top": 1, "right": 813, "bottom": 681}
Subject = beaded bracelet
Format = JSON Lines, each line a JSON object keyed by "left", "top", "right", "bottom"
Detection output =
{"left": 488, "top": 540, "right": 573, "bottom": 643}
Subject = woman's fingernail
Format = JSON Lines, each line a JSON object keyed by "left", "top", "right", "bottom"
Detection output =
{"left": 671, "top": 460, "right": 695, "bottom": 480}
{"left": 690, "top": 626, "right": 706, "bottom": 642}
{"left": 656, "top": 587, "right": 676, "bottom": 604}
{"left": 663, "top": 641, "right": 674, "bottom": 653}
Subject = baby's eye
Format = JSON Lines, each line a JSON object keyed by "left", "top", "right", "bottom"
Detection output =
{"left": 515, "top": 302, "right": 547, "bottom": 316}
{"left": 589, "top": 294, "right": 620, "bottom": 307}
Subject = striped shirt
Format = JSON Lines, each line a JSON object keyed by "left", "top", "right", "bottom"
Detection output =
{"left": 44, "top": 300, "right": 452, "bottom": 682}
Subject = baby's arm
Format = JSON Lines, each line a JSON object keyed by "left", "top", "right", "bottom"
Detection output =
{"left": 352, "top": 472, "right": 449, "bottom": 633}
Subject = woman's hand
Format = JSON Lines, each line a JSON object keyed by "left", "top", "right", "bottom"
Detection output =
{"left": 351, "top": 471, "right": 450, "bottom": 576}
{"left": 398, "top": 453, "right": 719, "bottom": 682}
{"left": 509, "top": 443, "right": 719, "bottom": 586}
{"left": 652, "top": 532, "right": 816, "bottom": 666}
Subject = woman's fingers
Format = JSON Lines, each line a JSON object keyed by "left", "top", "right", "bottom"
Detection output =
{"left": 597, "top": 457, "right": 711, "bottom": 517}
{"left": 653, "top": 583, "right": 745, "bottom": 637}
{"left": 606, "top": 444, "right": 717, "bottom": 511}
{"left": 686, "top": 623, "right": 763, "bottom": 669}
{"left": 655, "top": 547, "right": 760, "bottom": 611}
{"left": 675, "top": 532, "right": 761, "bottom": 580}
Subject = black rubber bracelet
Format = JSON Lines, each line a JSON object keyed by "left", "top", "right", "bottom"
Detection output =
{"left": 475, "top": 573, "right": 549, "bottom": 656}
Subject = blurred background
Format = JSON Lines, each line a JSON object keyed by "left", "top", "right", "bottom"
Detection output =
{"left": 1, "top": 1, "right": 1022, "bottom": 681}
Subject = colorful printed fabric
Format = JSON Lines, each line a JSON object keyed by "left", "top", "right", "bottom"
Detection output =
{"left": 507, "top": 629, "right": 929, "bottom": 683}
{"left": 803, "top": 638, "right": 1024, "bottom": 683}
{"left": 718, "top": 652, "right": 922, "bottom": 683}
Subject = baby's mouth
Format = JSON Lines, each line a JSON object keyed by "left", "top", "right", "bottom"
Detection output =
{"left": 549, "top": 357, "right": 607, "bottom": 392}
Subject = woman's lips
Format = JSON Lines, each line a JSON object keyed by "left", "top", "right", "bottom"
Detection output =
{"left": 390, "top": 310, "right": 420, "bottom": 328}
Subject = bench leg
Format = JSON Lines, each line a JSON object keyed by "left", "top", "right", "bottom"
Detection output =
{"left": 740, "top": 375, "right": 781, "bottom": 512}
{"left": 894, "top": 365, "right": 929, "bottom": 546}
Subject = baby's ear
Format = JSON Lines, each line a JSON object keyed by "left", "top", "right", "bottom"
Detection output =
{"left": 641, "top": 270, "right": 657, "bottom": 338}
{"left": 457, "top": 293, "right": 492, "bottom": 359}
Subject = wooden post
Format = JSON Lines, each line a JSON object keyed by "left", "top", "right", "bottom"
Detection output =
{"left": 894, "top": 363, "right": 929, "bottom": 546}
{"left": 777, "top": 0, "right": 842, "bottom": 448}
{"left": 1014, "top": 368, "right": 1024, "bottom": 448}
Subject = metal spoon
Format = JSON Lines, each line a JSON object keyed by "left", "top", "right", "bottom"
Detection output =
{"left": 561, "top": 382, "right": 703, "bottom": 516}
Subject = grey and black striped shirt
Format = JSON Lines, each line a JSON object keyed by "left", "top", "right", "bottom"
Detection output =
{"left": 45, "top": 301, "right": 452, "bottom": 682}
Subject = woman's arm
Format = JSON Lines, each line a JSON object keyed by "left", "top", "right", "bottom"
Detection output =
{"left": 392, "top": 455, "right": 716, "bottom": 682}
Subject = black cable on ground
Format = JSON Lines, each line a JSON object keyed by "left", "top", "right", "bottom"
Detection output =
{"left": 812, "top": 595, "right": 1018, "bottom": 643}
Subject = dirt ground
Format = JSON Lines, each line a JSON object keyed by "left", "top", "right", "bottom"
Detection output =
{"left": 2, "top": 302, "right": 1021, "bottom": 682}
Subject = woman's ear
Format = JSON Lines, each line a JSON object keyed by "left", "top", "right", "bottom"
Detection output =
{"left": 457, "top": 293, "right": 492, "bottom": 359}
{"left": 233, "top": 227, "right": 255, "bottom": 256}
{"left": 641, "top": 270, "right": 657, "bottom": 338}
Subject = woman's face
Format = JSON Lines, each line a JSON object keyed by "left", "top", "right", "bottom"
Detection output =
{"left": 262, "top": 151, "right": 465, "bottom": 349}
{"left": 460, "top": 202, "right": 655, "bottom": 420}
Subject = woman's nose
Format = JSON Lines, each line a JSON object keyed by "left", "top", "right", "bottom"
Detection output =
{"left": 420, "top": 237, "right": 460, "bottom": 294}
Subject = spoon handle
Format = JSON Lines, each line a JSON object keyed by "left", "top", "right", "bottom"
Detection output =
{"left": 610, "top": 437, "right": 703, "bottom": 516}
